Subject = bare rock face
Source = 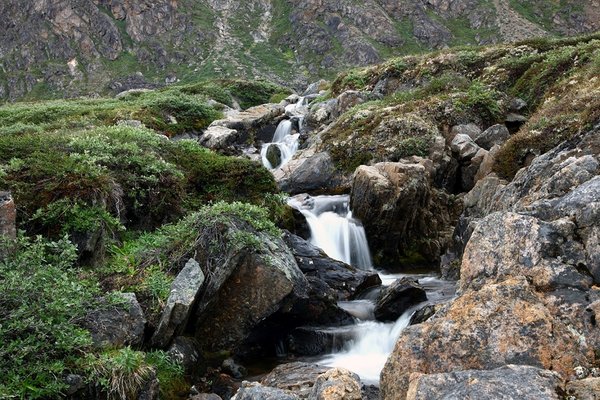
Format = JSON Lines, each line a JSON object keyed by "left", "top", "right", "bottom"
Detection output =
{"left": 406, "top": 365, "right": 562, "bottom": 400}
{"left": 380, "top": 277, "right": 589, "bottom": 399}
{"left": 350, "top": 158, "right": 462, "bottom": 265}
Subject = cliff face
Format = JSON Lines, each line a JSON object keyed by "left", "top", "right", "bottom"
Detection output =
{"left": 1, "top": 0, "right": 599, "bottom": 101}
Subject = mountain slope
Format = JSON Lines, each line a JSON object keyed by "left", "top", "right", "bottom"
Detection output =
{"left": 1, "top": 0, "right": 599, "bottom": 101}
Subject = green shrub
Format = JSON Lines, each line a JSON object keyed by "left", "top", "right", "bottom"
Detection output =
{"left": 220, "top": 79, "right": 291, "bottom": 109}
{"left": 454, "top": 81, "right": 503, "bottom": 123}
{"left": 0, "top": 235, "right": 97, "bottom": 398}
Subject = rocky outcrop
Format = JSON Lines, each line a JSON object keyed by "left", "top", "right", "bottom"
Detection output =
{"left": 151, "top": 259, "right": 205, "bottom": 348}
{"left": 381, "top": 126, "right": 600, "bottom": 399}
{"left": 350, "top": 158, "right": 462, "bottom": 265}
{"left": 83, "top": 292, "right": 146, "bottom": 349}
{"left": 405, "top": 365, "right": 562, "bottom": 400}
{"left": 374, "top": 278, "right": 427, "bottom": 322}
{"left": 274, "top": 152, "right": 348, "bottom": 195}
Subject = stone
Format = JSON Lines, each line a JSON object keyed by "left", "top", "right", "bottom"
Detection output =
{"left": 474, "top": 144, "right": 501, "bottom": 182}
{"left": 460, "top": 212, "right": 592, "bottom": 293}
{"left": 222, "top": 358, "right": 247, "bottom": 379}
{"left": 285, "top": 325, "right": 354, "bottom": 356}
{"left": 168, "top": 336, "right": 204, "bottom": 376}
{"left": 451, "top": 134, "right": 481, "bottom": 161}
{"left": 350, "top": 159, "right": 462, "bottom": 264}
{"left": 374, "top": 278, "right": 427, "bottom": 322}
{"left": 200, "top": 126, "right": 240, "bottom": 152}
{"left": 335, "top": 91, "right": 367, "bottom": 115}
{"left": 152, "top": 259, "right": 205, "bottom": 348}
{"left": 510, "top": 98, "right": 527, "bottom": 111}
{"left": 116, "top": 119, "right": 145, "bottom": 128}
{"left": 0, "top": 192, "right": 16, "bottom": 257}
{"left": 283, "top": 232, "right": 381, "bottom": 300}
{"left": 190, "top": 395, "right": 223, "bottom": 400}
{"left": 310, "top": 368, "right": 363, "bottom": 400}
{"left": 274, "top": 152, "right": 346, "bottom": 195}
{"left": 232, "top": 382, "right": 299, "bottom": 400}
{"left": 266, "top": 144, "right": 283, "bottom": 168}
{"left": 566, "top": 377, "right": 600, "bottom": 400}
{"left": 261, "top": 362, "right": 329, "bottom": 398}
{"left": 474, "top": 124, "right": 510, "bottom": 150}
{"left": 115, "top": 88, "right": 152, "bottom": 99}
{"left": 83, "top": 292, "right": 146, "bottom": 349}
{"left": 406, "top": 365, "right": 562, "bottom": 400}
{"left": 450, "top": 123, "right": 482, "bottom": 140}
{"left": 380, "top": 277, "right": 589, "bottom": 400}
{"left": 210, "top": 103, "right": 285, "bottom": 144}
{"left": 303, "top": 80, "right": 328, "bottom": 97}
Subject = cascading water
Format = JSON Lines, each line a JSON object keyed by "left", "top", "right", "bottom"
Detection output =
{"left": 289, "top": 194, "right": 455, "bottom": 384}
{"left": 261, "top": 97, "right": 306, "bottom": 170}
{"left": 288, "top": 195, "right": 372, "bottom": 270}
{"left": 261, "top": 120, "right": 299, "bottom": 169}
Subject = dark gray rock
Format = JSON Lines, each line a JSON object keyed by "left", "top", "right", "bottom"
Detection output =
{"left": 83, "top": 292, "right": 146, "bottom": 349}
{"left": 283, "top": 232, "right": 381, "bottom": 300}
{"left": 274, "top": 152, "right": 346, "bottom": 195}
{"left": 451, "top": 134, "right": 481, "bottom": 161}
{"left": 222, "top": 358, "right": 247, "bottom": 379}
{"left": 406, "top": 365, "right": 562, "bottom": 400}
{"left": 168, "top": 336, "right": 204, "bottom": 376}
{"left": 374, "top": 278, "right": 428, "bottom": 322}
{"left": 409, "top": 304, "right": 437, "bottom": 326}
{"left": 266, "top": 144, "right": 283, "bottom": 168}
{"left": 152, "top": 258, "right": 205, "bottom": 348}
{"left": 474, "top": 124, "right": 510, "bottom": 150}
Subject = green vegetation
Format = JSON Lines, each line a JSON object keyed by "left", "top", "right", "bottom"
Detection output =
{"left": 0, "top": 235, "right": 97, "bottom": 398}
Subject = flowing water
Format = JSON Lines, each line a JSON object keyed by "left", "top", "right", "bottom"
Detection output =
{"left": 288, "top": 195, "right": 372, "bottom": 270}
{"left": 261, "top": 97, "right": 306, "bottom": 169}
{"left": 288, "top": 194, "right": 455, "bottom": 384}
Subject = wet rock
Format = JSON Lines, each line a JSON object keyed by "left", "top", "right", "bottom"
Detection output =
{"left": 283, "top": 232, "right": 381, "bottom": 300}
{"left": 152, "top": 259, "right": 205, "bottom": 348}
{"left": 451, "top": 134, "right": 481, "bottom": 161}
{"left": 409, "top": 304, "right": 437, "bottom": 326}
{"left": 286, "top": 326, "right": 353, "bottom": 356}
{"left": 310, "top": 368, "right": 362, "bottom": 400}
{"left": 83, "top": 292, "right": 146, "bottom": 349}
{"left": 274, "top": 152, "right": 346, "bottom": 195}
{"left": 406, "top": 365, "right": 562, "bottom": 400}
{"left": 381, "top": 277, "right": 589, "bottom": 400}
{"left": 261, "top": 362, "right": 328, "bottom": 398}
{"left": 474, "top": 124, "right": 510, "bottom": 150}
{"left": 266, "top": 144, "right": 283, "bottom": 168}
{"left": 566, "top": 377, "right": 600, "bottom": 400}
{"left": 233, "top": 382, "right": 299, "bottom": 400}
{"left": 374, "top": 278, "right": 427, "bottom": 322}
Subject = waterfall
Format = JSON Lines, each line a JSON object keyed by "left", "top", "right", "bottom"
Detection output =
{"left": 261, "top": 96, "right": 307, "bottom": 170}
{"left": 288, "top": 195, "right": 373, "bottom": 270}
{"left": 318, "top": 309, "right": 415, "bottom": 383}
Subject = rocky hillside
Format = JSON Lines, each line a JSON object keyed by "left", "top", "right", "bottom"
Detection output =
{"left": 2, "top": 0, "right": 599, "bottom": 101}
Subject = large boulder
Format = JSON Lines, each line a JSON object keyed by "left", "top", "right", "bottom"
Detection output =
{"left": 380, "top": 277, "right": 590, "bottom": 399}
{"left": 406, "top": 365, "right": 562, "bottom": 400}
{"left": 83, "top": 292, "right": 146, "bottom": 349}
{"left": 451, "top": 134, "right": 481, "bottom": 161}
{"left": 350, "top": 158, "right": 462, "bottom": 265}
{"left": 151, "top": 258, "right": 205, "bottom": 347}
{"left": 374, "top": 278, "right": 427, "bottom": 322}
{"left": 283, "top": 232, "right": 381, "bottom": 299}
{"left": 474, "top": 124, "right": 510, "bottom": 150}
{"left": 190, "top": 218, "right": 309, "bottom": 355}
{"left": 274, "top": 152, "right": 347, "bottom": 195}
{"left": 199, "top": 126, "right": 241, "bottom": 154}
{"left": 233, "top": 382, "right": 299, "bottom": 400}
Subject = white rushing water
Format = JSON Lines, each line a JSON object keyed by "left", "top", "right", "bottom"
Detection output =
{"left": 261, "top": 97, "right": 307, "bottom": 170}
{"left": 318, "top": 311, "right": 415, "bottom": 384}
{"left": 261, "top": 120, "right": 299, "bottom": 169}
{"left": 288, "top": 195, "right": 372, "bottom": 269}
